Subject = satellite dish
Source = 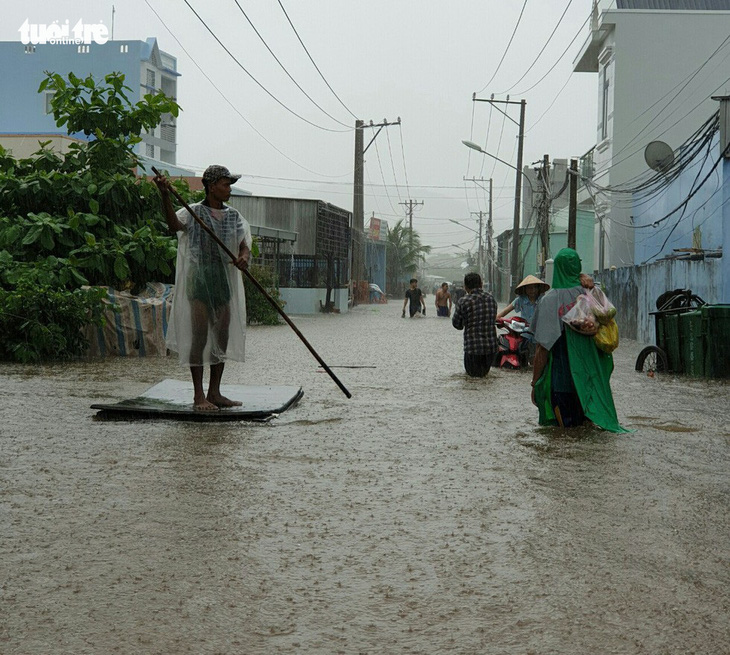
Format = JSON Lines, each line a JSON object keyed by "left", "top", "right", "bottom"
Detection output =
{"left": 644, "top": 141, "right": 674, "bottom": 173}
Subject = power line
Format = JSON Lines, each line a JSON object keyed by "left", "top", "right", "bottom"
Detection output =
{"left": 397, "top": 122, "right": 412, "bottom": 199}
{"left": 372, "top": 138, "right": 400, "bottom": 215}
{"left": 275, "top": 0, "right": 358, "bottom": 120}
{"left": 513, "top": 10, "right": 591, "bottom": 96}
{"left": 498, "top": 0, "right": 574, "bottom": 94}
{"left": 234, "top": 173, "right": 516, "bottom": 190}
{"left": 182, "top": 0, "right": 350, "bottom": 133}
{"left": 476, "top": 0, "right": 529, "bottom": 94}
{"left": 385, "top": 128, "right": 403, "bottom": 204}
{"left": 143, "top": 0, "right": 348, "bottom": 177}
{"left": 231, "top": 0, "right": 351, "bottom": 128}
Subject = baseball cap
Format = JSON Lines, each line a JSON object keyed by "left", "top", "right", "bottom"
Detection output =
{"left": 202, "top": 165, "right": 241, "bottom": 186}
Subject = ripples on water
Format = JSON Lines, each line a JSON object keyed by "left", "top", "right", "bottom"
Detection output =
{"left": 1, "top": 300, "right": 728, "bottom": 654}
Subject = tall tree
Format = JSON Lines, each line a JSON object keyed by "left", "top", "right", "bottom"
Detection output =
{"left": 385, "top": 219, "right": 431, "bottom": 296}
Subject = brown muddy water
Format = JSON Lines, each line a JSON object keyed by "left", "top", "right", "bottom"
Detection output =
{"left": 1, "top": 300, "right": 729, "bottom": 654}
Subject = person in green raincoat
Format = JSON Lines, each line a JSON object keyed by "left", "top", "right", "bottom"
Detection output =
{"left": 530, "top": 248, "right": 629, "bottom": 433}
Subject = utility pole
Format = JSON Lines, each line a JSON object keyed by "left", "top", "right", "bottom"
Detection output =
{"left": 512, "top": 99, "right": 526, "bottom": 290}
{"left": 472, "top": 96, "right": 526, "bottom": 291}
{"left": 537, "top": 154, "right": 551, "bottom": 279}
{"left": 568, "top": 158, "right": 578, "bottom": 250}
{"left": 463, "top": 176, "right": 493, "bottom": 290}
{"left": 470, "top": 211, "right": 486, "bottom": 280}
{"left": 352, "top": 117, "right": 400, "bottom": 303}
{"left": 352, "top": 119, "right": 364, "bottom": 296}
{"left": 488, "top": 177, "right": 493, "bottom": 292}
{"left": 399, "top": 199, "right": 424, "bottom": 247}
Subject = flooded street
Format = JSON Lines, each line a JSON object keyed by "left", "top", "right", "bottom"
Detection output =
{"left": 2, "top": 299, "right": 729, "bottom": 654}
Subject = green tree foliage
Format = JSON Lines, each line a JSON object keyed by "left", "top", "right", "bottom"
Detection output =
{"left": 243, "top": 263, "right": 284, "bottom": 326}
{"left": 385, "top": 219, "right": 431, "bottom": 296}
{"left": 0, "top": 71, "right": 188, "bottom": 361}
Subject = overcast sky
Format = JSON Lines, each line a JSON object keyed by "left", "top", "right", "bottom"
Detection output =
{"left": 4, "top": 0, "right": 600, "bottom": 253}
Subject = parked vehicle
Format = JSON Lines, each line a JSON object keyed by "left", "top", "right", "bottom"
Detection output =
{"left": 493, "top": 316, "right": 530, "bottom": 369}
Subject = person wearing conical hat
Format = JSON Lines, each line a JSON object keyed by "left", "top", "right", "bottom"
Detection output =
{"left": 496, "top": 274, "right": 550, "bottom": 325}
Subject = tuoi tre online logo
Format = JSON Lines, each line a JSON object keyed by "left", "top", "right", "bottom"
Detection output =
{"left": 19, "top": 19, "right": 109, "bottom": 46}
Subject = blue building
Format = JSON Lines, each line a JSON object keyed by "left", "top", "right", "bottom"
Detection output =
{"left": 0, "top": 37, "right": 185, "bottom": 172}
{"left": 599, "top": 106, "right": 730, "bottom": 342}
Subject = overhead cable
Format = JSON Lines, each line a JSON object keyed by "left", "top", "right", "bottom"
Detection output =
{"left": 143, "top": 0, "right": 349, "bottom": 176}
{"left": 231, "top": 0, "right": 351, "bottom": 128}
{"left": 182, "top": 0, "right": 350, "bottom": 133}
{"left": 498, "top": 0, "right": 574, "bottom": 94}
{"left": 513, "top": 11, "right": 591, "bottom": 96}
{"left": 476, "top": 0, "right": 529, "bottom": 94}
{"left": 275, "top": 0, "right": 358, "bottom": 120}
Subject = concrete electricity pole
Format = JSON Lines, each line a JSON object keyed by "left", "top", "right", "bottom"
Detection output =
{"left": 463, "top": 176, "right": 494, "bottom": 292}
{"left": 352, "top": 117, "right": 401, "bottom": 300}
{"left": 470, "top": 211, "right": 486, "bottom": 280}
{"left": 472, "top": 96, "right": 526, "bottom": 291}
{"left": 399, "top": 199, "right": 424, "bottom": 239}
{"left": 538, "top": 154, "right": 551, "bottom": 279}
{"left": 568, "top": 158, "right": 578, "bottom": 250}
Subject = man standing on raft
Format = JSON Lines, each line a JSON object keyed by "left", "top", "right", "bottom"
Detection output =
{"left": 154, "top": 165, "right": 252, "bottom": 411}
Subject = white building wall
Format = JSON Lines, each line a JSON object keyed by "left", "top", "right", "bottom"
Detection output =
{"left": 278, "top": 288, "right": 349, "bottom": 315}
{"left": 578, "top": 7, "right": 730, "bottom": 268}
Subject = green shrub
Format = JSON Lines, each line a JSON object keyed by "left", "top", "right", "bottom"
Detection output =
{"left": 0, "top": 71, "right": 192, "bottom": 362}
{"left": 0, "top": 281, "right": 108, "bottom": 362}
{"left": 243, "top": 264, "right": 284, "bottom": 326}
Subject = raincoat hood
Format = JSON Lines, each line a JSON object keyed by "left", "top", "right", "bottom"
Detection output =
{"left": 552, "top": 248, "right": 582, "bottom": 289}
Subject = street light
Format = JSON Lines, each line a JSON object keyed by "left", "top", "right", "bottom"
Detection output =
{"left": 448, "top": 218, "right": 479, "bottom": 234}
{"left": 461, "top": 141, "right": 533, "bottom": 192}
{"left": 462, "top": 139, "right": 530, "bottom": 293}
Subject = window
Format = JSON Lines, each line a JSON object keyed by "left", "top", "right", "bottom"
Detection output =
{"left": 146, "top": 69, "right": 156, "bottom": 89}
{"left": 77, "top": 45, "right": 90, "bottom": 54}
{"left": 120, "top": 44, "right": 128, "bottom": 53}
{"left": 600, "top": 64, "right": 610, "bottom": 141}
{"left": 146, "top": 143, "right": 155, "bottom": 158}
{"left": 44, "top": 92, "right": 55, "bottom": 115}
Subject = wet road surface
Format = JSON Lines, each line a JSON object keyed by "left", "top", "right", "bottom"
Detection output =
{"left": 1, "top": 300, "right": 729, "bottom": 654}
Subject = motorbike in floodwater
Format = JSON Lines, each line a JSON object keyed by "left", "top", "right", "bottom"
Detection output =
{"left": 493, "top": 316, "right": 531, "bottom": 369}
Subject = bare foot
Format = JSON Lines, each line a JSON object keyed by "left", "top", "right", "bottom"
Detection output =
{"left": 194, "top": 397, "right": 220, "bottom": 412}
{"left": 207, "top": 394, "right": 242, "bottom": 408}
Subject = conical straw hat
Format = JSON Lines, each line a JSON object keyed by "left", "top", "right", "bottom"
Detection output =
{"left": 515, "top": 275, "right": 549, "bottom": 296}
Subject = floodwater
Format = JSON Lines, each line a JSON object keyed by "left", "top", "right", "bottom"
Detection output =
{"left": 1, "top": 299, "right": 729, "bottom": 655}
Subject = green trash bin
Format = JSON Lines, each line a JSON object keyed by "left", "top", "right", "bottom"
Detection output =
{"left": 679, "top": 310, "right": 705, "bottom": 377}
{"left": 655, "top": 313, "right": 667, "bottom": 355}
{"left": 663, "top": 313, "right": 683, "bottom": 373}
{"left": 702, "top": 304, "right": 730, "bottom": 378}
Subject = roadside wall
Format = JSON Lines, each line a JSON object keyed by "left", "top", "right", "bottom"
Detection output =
{"left": 598, "top": 258, "right": 723, "bottom": 344}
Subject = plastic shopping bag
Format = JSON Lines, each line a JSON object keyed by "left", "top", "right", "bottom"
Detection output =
{"left": 587, "top": 287, "right": 617, "bottom": 325}
{"left": 561, "top": 294, "right": 599, "bottom": 335}
{"left": 594, "top": 318, "right": 619, "bottom": 353}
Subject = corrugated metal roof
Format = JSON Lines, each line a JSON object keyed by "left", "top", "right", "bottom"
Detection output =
{"left": 617, "top": 0, "right": 730, "bottom": 9}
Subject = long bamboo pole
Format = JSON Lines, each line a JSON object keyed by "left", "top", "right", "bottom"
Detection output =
{"left": 152, "top": 168, "right": 352, "bottom": 399}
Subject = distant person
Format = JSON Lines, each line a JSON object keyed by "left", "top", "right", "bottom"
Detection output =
{"left": 435, "top": 282, "right": 452, "bottom": 317}
{"left": 451, "top": 272, "right": 497, "bottom": 377}
{"left": 530, "top": 248, "right": 628, "bottom": 432}
{"left": 154, "top": 165, "right": 252, "bottom": 411}
{"left": 402, "top": 278, "right": 426, "bottom": 318}
{"left": 497, "top": 275, "right": 550, "bottom": 326}
{"left": 451, "top": 283, "right": 466, "bottom": 306}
